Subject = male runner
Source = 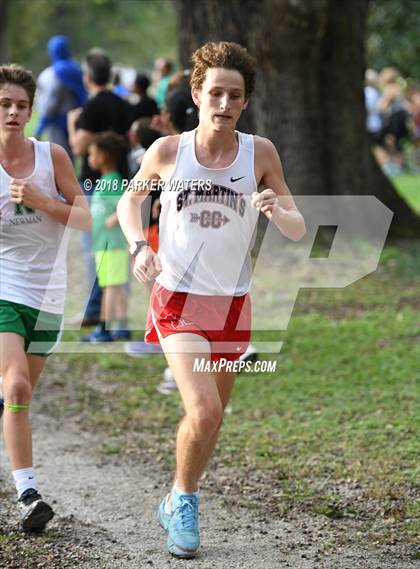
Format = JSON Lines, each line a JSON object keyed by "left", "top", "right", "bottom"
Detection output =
{"left": 117, "top": 42, "right": 306, "bottom": 558}
{"left": 0, "top": 64, "right": 91, "bottom": 531}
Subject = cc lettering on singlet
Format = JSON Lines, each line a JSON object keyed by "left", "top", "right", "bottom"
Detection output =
{"left": 189, "top": 210, "right": 230, "bottom": 229}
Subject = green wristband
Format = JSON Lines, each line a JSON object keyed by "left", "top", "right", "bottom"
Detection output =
{"left": 4, "top": 402, "right": 31, "bottom": 412}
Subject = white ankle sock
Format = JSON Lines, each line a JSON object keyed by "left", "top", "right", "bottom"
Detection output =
{"left": 173, "top": 484, "right": 199, "bottom": 500}
{"left": 165, "top": 484, "right": 199, "bottom": 514}
{"left": 12, "top": 467, "right": 38, "bottom": 498}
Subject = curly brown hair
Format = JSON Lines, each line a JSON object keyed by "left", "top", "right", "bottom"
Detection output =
{"left": 0, "top": 64, "right": 36, "bottom": 107}
{"left": 190, "top": 42, "right": 256, "bottom": 98}
{"left": 92, "top": 131, "right": 127, "bottom": 163}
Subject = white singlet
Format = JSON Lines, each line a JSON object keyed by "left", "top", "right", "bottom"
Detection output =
{"left": 0, "top": 139, "right": 68, "bottom": 314}
{"left": 157, "top": 129, "right": 259, "bottom": 296}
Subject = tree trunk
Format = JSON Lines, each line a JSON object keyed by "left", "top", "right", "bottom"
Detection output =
{"left": 0, "top": 0, "right": 10, "bottom": 64}
{"left": 176, "top": 0, "right": 419, "bottom": 238}
{"left": 175, "top": 0, "right": 257, "bottom": 132}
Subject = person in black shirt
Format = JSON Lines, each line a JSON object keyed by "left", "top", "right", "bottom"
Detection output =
{"left": 130, "top": 73, "right": 159, "bottom": 123}
{"left": 68, "top": 49, "right": 131, "bottom": 183}
{"left": 67, "top": 48, "right": 132, "bottom": 326}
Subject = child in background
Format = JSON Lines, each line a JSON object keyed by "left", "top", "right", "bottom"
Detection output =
{"left": 124, "top": 122, "right": 163, "bottom": 358}
{"left": 83, "top": 131, "right": 130, "bottom": 342}
{"left": 128, "top": 120, "right": 162, "bottom": 253}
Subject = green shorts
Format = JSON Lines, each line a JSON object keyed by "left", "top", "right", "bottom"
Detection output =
{"left": 0, "top": 299, "right": 63, "bottom": 356}
{"left": 95, "top": 249, "right": 129, "bottom": 288}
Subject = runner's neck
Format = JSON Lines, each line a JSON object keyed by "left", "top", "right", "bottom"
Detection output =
{"left": 195, "top": 127, "right": 238, "bottom": 166}
{"left": 0, "top": 133, "right": 31, "bottom": 164}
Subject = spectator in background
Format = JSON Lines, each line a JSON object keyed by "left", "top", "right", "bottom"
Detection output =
{"left": 128, "top": 118, "right": 161, "bottom": 177}
{"left": 35, "top": 35, "right": 86, "bottom": 156}
{"left": 364, "top": 69, "right": 382, "bottom": 146}
{"left": 112, "top": 67, "right": 129, "bottom": 99}
{"left": 67, "top": 48, "right": 132, "bottom": 327}
{"left": 124, "top": 121, "right": 164, "bottom": 358}
{"left": 161, "top": 87, "right": 198, "bottom": 134}
{"left": 129, "top": 122, "right": 162, "bottom": 256}
{"left": 83, "top": 132, "right": 130, "bottom": 342}
{"left": 377, "top": 68, "right": 409, "bottom": 175}
{"left": 150, "top": 86, "right": 198, "bottom": 135}
{"left": 167, "top": 69, "right": 191, "bottom": 93}
{"left": 153, "top": 57, "right": 173, "bottom": 108}
{"left": 130, "top": 72, "right": 158, "bottom": 123}
{"left": 407, "top": 85, "right": 420, "bottom": 171}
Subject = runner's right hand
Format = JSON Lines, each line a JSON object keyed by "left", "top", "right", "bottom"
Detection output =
{"left": 133, "top": 246, "right": 162, "bottom": 283}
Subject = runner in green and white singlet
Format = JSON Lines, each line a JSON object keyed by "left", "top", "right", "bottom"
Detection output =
{"left": 0, "top": 64, "right": 91, "bottom": 532}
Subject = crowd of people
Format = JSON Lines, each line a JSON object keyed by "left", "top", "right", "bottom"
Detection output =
{"left": 364, "top": 66, "right": 420, "bottom": 175}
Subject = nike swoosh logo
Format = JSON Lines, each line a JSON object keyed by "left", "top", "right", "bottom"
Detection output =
{"left": 230, "top": 176, "right": 245, "bottom": 183}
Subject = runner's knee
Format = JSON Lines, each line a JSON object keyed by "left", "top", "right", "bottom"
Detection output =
{"left": 187, "top": 403, "right": 223, "bottom": 435}
{"left": 3, "top": 374, "right": 32, "bottom": 404}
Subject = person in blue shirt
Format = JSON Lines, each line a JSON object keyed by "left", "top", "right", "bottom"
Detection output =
{"left": 35, "top": 35, "right": 86, "bottom": 156}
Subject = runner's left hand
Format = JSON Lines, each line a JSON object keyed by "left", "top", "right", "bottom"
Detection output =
{"left": 9, "top": 179, "right": 48, "bottom": 210}
{"left": 251, "top": 189, "right": 286, "bottom": 220}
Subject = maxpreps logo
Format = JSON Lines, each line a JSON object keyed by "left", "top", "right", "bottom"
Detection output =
{"left": 10, "top": 204, "right": 42, "bottom": 225}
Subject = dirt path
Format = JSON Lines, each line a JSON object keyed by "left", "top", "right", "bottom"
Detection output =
{"left": 0, "top": 367, "right": 418, "bottom": 568}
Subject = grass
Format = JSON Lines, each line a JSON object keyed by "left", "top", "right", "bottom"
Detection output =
{"left": 392, "top": 173, "right": 420, "bottom": 213}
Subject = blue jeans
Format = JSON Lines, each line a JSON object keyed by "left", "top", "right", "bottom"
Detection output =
{"left": 80, "top": 229, "right": 102, "bottom": 318}
{"left": 80, "top": 182, "right": 102, "bottom": 318}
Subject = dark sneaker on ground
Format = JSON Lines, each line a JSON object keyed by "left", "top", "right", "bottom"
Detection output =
{"left": 82, "top": 327, "right": 113, "bottom": 342}
{"left": 18, "top": 488, "right": 54, "bottom": 532}
{"left": 110, "top": 330, "right": 132, "bottom": 341}
{"left": 0, "top": 395, "right": 3, "bottom": 419}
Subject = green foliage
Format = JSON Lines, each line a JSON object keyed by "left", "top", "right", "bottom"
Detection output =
{"left": 9, "top": 0, "right": 178, "bottom": 74}
{"left": 367, "top": 0, "right": 420, "bottom": 80}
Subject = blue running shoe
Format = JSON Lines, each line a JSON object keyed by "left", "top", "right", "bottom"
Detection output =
{"left": 82, "top": 327, "right": 113, "bottom": 343}
{"left": 158, "top": 492, "right": 200, "bottom": 558}
{"left": 110, "top": 329, "right": 132, "bottom": 341}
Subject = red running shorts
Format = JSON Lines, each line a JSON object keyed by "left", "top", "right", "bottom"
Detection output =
{"left": 145, "top": 283, "right": 251, "bottom": 362}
